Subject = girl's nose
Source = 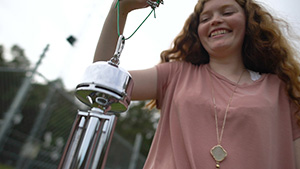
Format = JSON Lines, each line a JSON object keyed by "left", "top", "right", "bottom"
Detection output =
{"left": 210, "top": 15, "right": 223, "bottom": 26}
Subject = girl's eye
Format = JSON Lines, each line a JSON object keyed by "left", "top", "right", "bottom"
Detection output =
{"left": 200, "top": 16, "right": 210, "bottom": 23}
{"left": 200, "top": 18, "right": 208, "bottom": 23}
{"left": 223, "top": 7, "right": 237, "bottom": 16}
{"left": 223, "top": 11, "right": 234, "bottom": 16}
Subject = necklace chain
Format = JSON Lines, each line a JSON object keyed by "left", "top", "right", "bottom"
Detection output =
{"left": 209, "top": 69, "right": 245, "bottom": 145}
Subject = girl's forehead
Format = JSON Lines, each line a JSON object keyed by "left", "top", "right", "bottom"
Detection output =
{"left": 200, "top": 0, "right": 241, "bottom": 13}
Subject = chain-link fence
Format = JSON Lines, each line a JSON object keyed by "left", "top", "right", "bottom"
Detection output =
{"left": 0, "top": 67, "right": 146, "bottom": 169}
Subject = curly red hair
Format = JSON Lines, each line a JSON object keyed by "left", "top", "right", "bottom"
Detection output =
{"left": 149, "top": 0, "right": 300, "bottom": 127}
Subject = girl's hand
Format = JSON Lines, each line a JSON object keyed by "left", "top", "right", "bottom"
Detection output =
{"left": 116, "top": 0, "right": 157, "bottom": 13}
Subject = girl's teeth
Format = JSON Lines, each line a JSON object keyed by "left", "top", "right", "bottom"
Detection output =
{"left": 211, "top": 30, "right": 228, "bottom": 37}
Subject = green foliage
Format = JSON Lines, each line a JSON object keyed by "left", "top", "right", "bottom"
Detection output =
{"left": 0, "top": 44, "right": 79, "bottom": 168}
{"left": 0, "top": 71, "right": 26, "bottom": 118}
{"left": 13, "top": 84, "right": 49, "bottom": 134}
{"left": 45, "top": 89, "right": 78, "bottom": 143}
{"left": 0, "top": 45, "right": 28, "bottom": 115}
{"left": 0, "top": 164, "right": 14, "bottom": 169}
{"left": 0, "top": 45, "right": 5, "bottom": 66}
{"left": 115, "top": 101, "right": 159, "bottom": 156}
{"left": 9, "top": 45, "right": 30, "bottom": 69}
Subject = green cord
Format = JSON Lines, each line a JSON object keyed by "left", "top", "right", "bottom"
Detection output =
{"left": 116, "top": 0, "right": 160, "bottom": 40}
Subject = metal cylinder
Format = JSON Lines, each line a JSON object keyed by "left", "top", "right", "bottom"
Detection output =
{"left": 58, "top": 108, "right": 118, "bottom": 169}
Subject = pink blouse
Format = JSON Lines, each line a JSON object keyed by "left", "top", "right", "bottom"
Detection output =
{"left": 143, "top": 61, "right": 300, "bottom": 169}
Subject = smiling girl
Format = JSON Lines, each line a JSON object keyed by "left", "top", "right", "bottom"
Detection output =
{"left": 93, "top": 0, "right": 300, "bottom": 168}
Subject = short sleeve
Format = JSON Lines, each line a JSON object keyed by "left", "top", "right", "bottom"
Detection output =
{"left": 155, "top": 62, "right": 182, "bottom": 109}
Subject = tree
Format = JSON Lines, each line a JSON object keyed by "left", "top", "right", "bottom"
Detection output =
{"left": 115, "top": 101, "right": 160, "bottom": 156}
{"left": 0, "top": 44, "right": 79, "bottom": 168}
{"left": 8, "top": 45, "right": 30, "bottom": 69}
{"left": 0, "top": 45, "right": 27, "bottom": 119}
{"left": 0, "top": 45, "right": 5, "bottom": 66}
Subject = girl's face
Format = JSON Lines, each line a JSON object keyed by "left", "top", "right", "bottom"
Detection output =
{"left": 197, "top": 0, "right": 246, "bottom": 58}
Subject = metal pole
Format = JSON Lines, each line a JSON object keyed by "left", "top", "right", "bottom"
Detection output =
{"left": 128, "top": 133, "right": 143, "bottom": 169}
{"left": 16, "top": 81, "right": 56, "bottom": 169}
{"left": 0, "top": 44, "right": 50, "bottom": 150}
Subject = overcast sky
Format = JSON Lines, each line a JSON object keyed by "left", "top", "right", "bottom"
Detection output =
{"left": 0, "top": 0, "right": 299, "bottom": 90}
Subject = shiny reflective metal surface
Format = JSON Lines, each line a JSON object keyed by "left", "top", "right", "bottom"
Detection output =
{"left": 75, "top": 61, "right": 133, "bottom": 113}
{"left": 58, "top": 108, "right": 117, "bottom": 169}
{"left": 58, "top": 35, "right": 134, "bottom": 169}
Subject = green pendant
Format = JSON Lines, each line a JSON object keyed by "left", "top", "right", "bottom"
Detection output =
{"left": 210, "top": 145, "right": 227, "bottom": 162}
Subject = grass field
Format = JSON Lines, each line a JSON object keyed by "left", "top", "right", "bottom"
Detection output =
{"left": 0, "top": 164, "right": 13, "bottom": 169}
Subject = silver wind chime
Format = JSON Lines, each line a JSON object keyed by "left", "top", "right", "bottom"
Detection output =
{"left": 58, "top": 1, "right": 163, "bottom": 169}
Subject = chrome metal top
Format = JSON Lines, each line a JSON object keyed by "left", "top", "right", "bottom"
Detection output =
{"left": 75, "top": 61, "right": 134, "bottom": 113}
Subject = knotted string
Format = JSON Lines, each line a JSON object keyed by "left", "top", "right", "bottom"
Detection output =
{"left": 115, "top": 0, "right": 162, "bottom": 40}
